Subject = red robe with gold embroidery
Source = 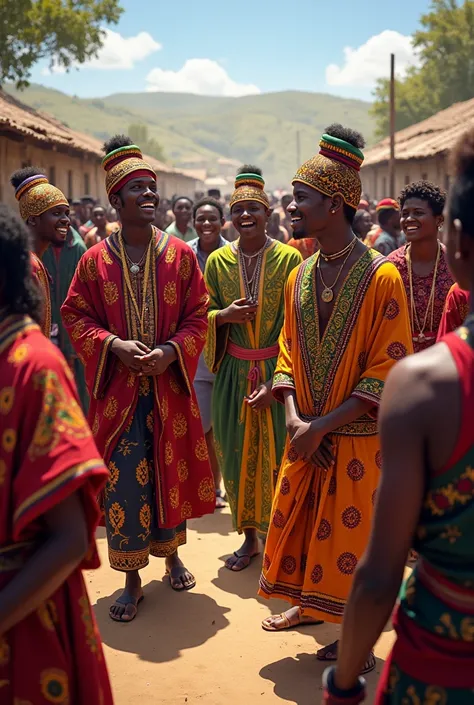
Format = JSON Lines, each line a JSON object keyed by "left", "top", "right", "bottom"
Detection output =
{"left": 30, "top": 252, "right": 51, "bottom": 337}
{"left": 0, "top": 314, "right": 112, "bottom": 705}
{"left": 61, "top": 230, "right": 214, "bottom": 528}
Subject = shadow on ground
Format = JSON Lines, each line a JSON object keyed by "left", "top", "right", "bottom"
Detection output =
{"left": 260, "top": 651, "right": 385, "bottom": 705}
{"left": 94, "top": 579, "right": 230, "bottom": 663}
{"left": 211, "top": 552, "right": 270, "bottom": 605}
{"left": 188, "top": 511, "right": 233, "bottom": 536}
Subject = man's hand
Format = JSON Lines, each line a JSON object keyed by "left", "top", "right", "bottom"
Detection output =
{"left": 138, "top": 345, "right": 177, "bottom": 376}
{"left": 246, "top": 382, "right": 274, "bottom": 411}
{"left": 217, "top": 298, "right": 258, "bottom": 326}
{"left": 311, "top": 436, "right": 335, "bottom": 470}
{"left": 111, "top": 339, "right": 151, "bottom": 372}
{"left": 290, "top": 418, "right": 326, "bottom": 461}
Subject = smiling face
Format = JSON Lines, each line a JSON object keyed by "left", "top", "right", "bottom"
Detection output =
{"left": 33, "top": 204, "right": 71, "bottom": 247}
{"left": 194, "top": 204, "right": 224, "bottom": 248}
{"left": 231, "top": 200, "right": 270, "bottom": 242}
{"left": 111, "top": 176, "right": 159, "bottom": 225}
{"left": 287, "top": 182, "right": 332, "bottom": 239}
{"left": 400, "top": 197, "right": 442, "bottom": 244}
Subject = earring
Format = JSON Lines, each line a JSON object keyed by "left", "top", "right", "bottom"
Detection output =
{"left": 331, "top": 210, "right": 336, "bottom": 214}
{"left": 455, "top": 252, "right": 462, "bottom": 260}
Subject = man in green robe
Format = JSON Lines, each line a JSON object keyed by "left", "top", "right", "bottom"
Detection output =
{"left": 42, "top": 227, "right": 89, "bottom": 410}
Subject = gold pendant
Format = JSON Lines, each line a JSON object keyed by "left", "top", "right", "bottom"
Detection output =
{"left": 321, "top": 287, "right": 334, "bottom": 303}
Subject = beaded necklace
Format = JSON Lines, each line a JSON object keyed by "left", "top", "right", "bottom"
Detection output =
{"left": 118, "top": 229, "right": 154, "bottom": 339}
{"left": 238, "top": 236, "right": 271, "bottom": 303}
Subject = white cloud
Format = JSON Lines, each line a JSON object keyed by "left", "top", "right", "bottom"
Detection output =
{"left": 146, "top": 58, "right": 260, "bottom": 97}
{"left": 42, "top": 28, "right": 161, "bottom": 74}
{"left": 325, "top": 30, "right": 420, "bottom": 88}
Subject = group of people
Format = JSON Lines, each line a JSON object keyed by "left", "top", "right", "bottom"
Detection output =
{"left": 0, "top": 115, "right": 473, "bottom": 705}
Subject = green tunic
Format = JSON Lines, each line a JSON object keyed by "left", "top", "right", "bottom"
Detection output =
{"left": 42, "top": 228, "right": 88, "bottom": 411}
{"left": 204, "top": 240, "right": 302, "bottom": 533}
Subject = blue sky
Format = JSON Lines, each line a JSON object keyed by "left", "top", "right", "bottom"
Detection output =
{"left": 31, "top": 0, "right": 432, "bottom": 100}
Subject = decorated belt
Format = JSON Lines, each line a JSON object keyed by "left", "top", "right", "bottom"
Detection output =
{"left": 300, "top": 414, "right": 377, "bottom": 437}
{"left": 227, "top": 342, "right": 279, "bottom": 395}
{"left": 227, "top": 341, "right": 279, "bottom": 361}
{"left": 0, "top": 540, "right": 37, "bottom": 573}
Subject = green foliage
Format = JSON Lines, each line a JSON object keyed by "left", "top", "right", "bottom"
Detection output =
{"left": 128, "top": 123, "right": 166, "bottom": 163}
{"left": 0, "top": 0, "right": 123, "bottom": 88}
{"left": 5, "top": 84, "right": 375, "bottom": 187}
{"left": 371, "top": 0, "right": 474, "bottom": 138}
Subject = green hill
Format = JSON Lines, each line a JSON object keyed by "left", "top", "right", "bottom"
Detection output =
{"left": 6, "top": 84, "right": 375, "bottom": 188}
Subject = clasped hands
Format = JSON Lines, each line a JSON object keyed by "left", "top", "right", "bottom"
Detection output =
{"left": 111, "top": 339, "right": 177, "bottom": 376}
{"left": 288, "top": 416, "right": 335, "bottom": 470}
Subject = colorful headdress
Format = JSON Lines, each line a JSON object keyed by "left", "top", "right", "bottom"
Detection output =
{"left": 292, "top": 133, "right": 364, "bottom": 210}
{"left": 15, "top": 174, "right": 68, "bottom": 221}
{"left": 376, "top": 198, "right": 399, "bottom": 212}
{"left": 102, "top": 144, "right": 156, "bottom": 197}
{"left": 229, "top": 171, "right": 270, "bottom": 210}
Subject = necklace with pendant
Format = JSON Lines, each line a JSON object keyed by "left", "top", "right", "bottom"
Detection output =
{"left": 124, "top": 243, "right": 148, "bottom": 274}
{"left": 317, "top": 237, "right": 357, "bottom": 302}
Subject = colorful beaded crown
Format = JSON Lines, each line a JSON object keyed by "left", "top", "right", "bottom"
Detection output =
{"left": 14, "top": 174, "right": 68, "bottom": 221}
{"left": 229, "top": 171, "right": 270, "bottom": 209}
{"left": 293, "top": 133, "right": 365, "bottom": 210}
{"left": 102, "top": 144, "right": 156, "bottom": 196}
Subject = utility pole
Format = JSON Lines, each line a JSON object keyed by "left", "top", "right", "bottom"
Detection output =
{"left": 296, "top": 130, "right": 301, "bottom": 170}
{"left": 389, "top": 53, "right": 396, "bottom": 198}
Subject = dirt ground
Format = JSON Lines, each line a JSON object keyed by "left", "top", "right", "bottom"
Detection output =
{"left": 86, "top": 508, "right": 395, "bottom": 705}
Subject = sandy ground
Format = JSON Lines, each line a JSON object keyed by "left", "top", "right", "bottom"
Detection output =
{"left": 86, "top": 508, "right": 395, "bottom": 705}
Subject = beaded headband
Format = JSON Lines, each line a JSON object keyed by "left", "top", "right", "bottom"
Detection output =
{"left": 102, "top": 144, "right": 156, "bottom": 196}
{"left": 293, "top": 133, "right": 365, "bottom": 210}
{"left": 15, "top": 174, "right": 68, "bottom": 221}
{"left": 229, "top": 172, "right": 270, "bottom": 209}
{"left": 376, "top": 198, "right": 399, "bottom": 212}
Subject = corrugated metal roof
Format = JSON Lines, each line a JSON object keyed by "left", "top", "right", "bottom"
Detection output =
{"left": 0, "top": 89, "right": 192, "bottom": 179}
{"left": 363, "top": 97, "right": 474, "bottom": 167}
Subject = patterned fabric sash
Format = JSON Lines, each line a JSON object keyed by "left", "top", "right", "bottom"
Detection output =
{"left": 418, "top": 557, "right": 474, "bottom": 614}
{"left": 227, "top": 341, "right": 280, "bottom": 394}
{"left": 227, "top": 342, "right": 279, "bottom": 361}
{"left": 0, "top": 540, "right": 37, "bottom": 573}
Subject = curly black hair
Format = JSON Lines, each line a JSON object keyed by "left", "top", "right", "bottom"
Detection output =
{"left": 10, "top": 166, "right": 45, "bottom": 190}
{"left": 449, "top": 129, "right": 474, "bottom": 238}
{"left": 399, "top": 180, "right": 446, "bottom": 216}
{"left": 0, "top": 205, "right": 43, "bottom": 324}
{"left": 193, "top": 197, "right": 224, "bottom": 220}
{"left": 103, "top": 134, "right": 133, "bottom": 155}
{"left": 325, "top": 123, "right": 366, "bottom": 150}
{"left": 236, "top": 164, "right": 263, "bottom": 177}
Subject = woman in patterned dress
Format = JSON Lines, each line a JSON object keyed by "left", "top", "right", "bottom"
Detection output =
{"left": 0, "top": 205, "right": 113, "bottom": 705}
{"left": 388, "top": 181, "right": 453, "bottom": 353}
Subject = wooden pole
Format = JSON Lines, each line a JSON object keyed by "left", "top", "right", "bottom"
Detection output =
{"left": 389, "top": 53, "right": 396, "bottom": 197}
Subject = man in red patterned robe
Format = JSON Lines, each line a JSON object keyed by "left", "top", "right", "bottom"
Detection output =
{"left": 62, "top": 135, "right": 214, "bottom": 622}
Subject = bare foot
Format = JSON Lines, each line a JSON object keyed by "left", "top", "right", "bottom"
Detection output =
{"left": 262, "top": 606, "right": 323, "bottom": 631}
{"left": 165, "top": 552, "right": 196, "bottom": 591}
{"left": 225, "top": 531, "right": 260, "bottom": 571}
{"left": 109, "top": 572, "right": 143, "bottom": 622}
